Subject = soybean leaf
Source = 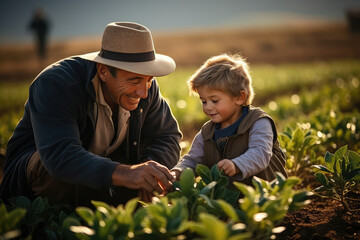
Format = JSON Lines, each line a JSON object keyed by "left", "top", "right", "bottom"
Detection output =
{"left": 1, "top": 207, "right": 26, "bottom": 232}
{"left": 76, "top": 207, "right": 94, "bottom": 226}
{"left": 223, "top": 188, "right": 240, "bottom": 205}
{"left": 13, "top": 196, "right": 31, "bottom": 210}
{"left": 348, "top": 150, "right": 360, "bottom": 169}
{"left": 91, "top": 200, "right": 110, "bottom": 210}
{"left": 124, "top": 197, "right": 139, "bottom": 216}
{"left": 180, "top": 168, "right": 195, "bottom": 196}
{"left": 314, "top": 172, "right": 329, "bottom": 187}
{"left": 233, "top": 182, "right": 254, "bottom": 198}
{"left": 199, "top": 194, "right": 215, "bottom": 208}
{"left": 31, "top": 197, "right": 45, "bottom": 216}
{"left": 211, "top": 164, "right": 220, "bottom": 180}
{"left": 216, "top": 199, "right": 239, "bottom": 222}
{"left": 289, "top": 191, "right": 313, "bottom": 211}
{"left": 334, "top": 145, "right": 348, "bottom": 160}
{"left": 324, "top": 152, "right": 334, "bottom": 172}
{"left": 282, "top": 127, "right": 293, "bottom": 139}
{"left": 62, "top": 216, "right": 81, "bottom": 228}
{"left": 303, "top": 135, "right": 317, "bottom": 147}
{"left": 304, "top": 130, "right": 312, "bottom": 137}
{"left": 334, "top": 155, "right": 342, "bottom": 175}
{"left": 346, "top": 168, "right": 360, "bottom": 181}
{"left": 196, "top": 164, "right": 212, "bottom": 184}
{"left": 132, "top": 207, "right": 148, "bottom": 232}
{"left": 198, "top": 213, "right": 228, "bottom": 240}
{"left": 292, "top": 127, "right": 304, "bottom": 149}
{"left": 199, "top": 181, "right": 217, "bottom": 196}
{"left": 45, "top": 229, "right": 57, "bottom": 240}
{"left": 334, "top": 146, "right": 348, "bottom": 174}
{"left": 251, "top": 176, "right": 264, "bottom": 194}
{"left": 312, "top": 165, "right": 331, "bottom": 173}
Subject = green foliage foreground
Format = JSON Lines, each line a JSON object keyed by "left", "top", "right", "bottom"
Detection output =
{"left": 1, "top": 165, "right": 312, "bottom": 240}
{"left": 312, "top": 145, "right": 360, "bottom": 212}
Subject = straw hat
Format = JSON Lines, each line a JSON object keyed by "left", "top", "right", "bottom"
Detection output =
{"left": 80, "top": 22, "right": 176, "bottom": 77}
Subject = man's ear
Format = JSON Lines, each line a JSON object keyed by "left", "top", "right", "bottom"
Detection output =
{"left": 97, "top": 63, "right": 107, "bottom": 81}
{"left": 235, "top": 91, "right": 247, "bottom": 106}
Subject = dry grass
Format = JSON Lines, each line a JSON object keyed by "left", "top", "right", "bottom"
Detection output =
{"left": 0, "top": 22, "right": 359, "bottom": 82}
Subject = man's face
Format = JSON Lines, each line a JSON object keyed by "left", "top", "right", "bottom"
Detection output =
{"left": 99, "top": 64, "right": 153, "bottom": 111}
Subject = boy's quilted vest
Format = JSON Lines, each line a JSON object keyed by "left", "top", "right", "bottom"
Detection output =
{"left": 201, "top": 106, "right": 287, "bottom": 185}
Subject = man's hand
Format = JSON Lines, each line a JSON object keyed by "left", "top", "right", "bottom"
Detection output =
{"left": 217, "top": 159, "right": 240, "bottom": 177}
{"left": 112, "top": 160, "right": 175, "bottom": 194}
{"left": 139, "top": 189, "right": 154, "bottom": 203}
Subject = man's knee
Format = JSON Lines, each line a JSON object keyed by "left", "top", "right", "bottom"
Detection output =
{"left": 26, "top": 151, "right": 76, "bottom": 206}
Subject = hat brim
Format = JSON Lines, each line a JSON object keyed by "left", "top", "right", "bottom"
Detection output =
{"left": 79, "top": 51, "right": 176, "bottom": 77}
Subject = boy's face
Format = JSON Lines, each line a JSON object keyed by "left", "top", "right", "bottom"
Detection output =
{"left": 197, "top": 86, "right": 245, "bottom": 129}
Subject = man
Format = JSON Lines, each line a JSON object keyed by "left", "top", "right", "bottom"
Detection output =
{"left": 28, "top": 8, "right": 50, "bottom": 61}
{"left": 0, "top": 22, "right": 182, "bottom": 207}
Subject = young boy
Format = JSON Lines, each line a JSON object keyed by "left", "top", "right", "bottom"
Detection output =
{"left": 171, "top": 54, "right": 287, "bottom": 185}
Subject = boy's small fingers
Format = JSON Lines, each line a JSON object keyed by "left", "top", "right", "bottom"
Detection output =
{"left": 222, "top": 164, "right": 229, "bottom": 170}
{"left": 218, "top": 161, "right": 225, "bottom": 167}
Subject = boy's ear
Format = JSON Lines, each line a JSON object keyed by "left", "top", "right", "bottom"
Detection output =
{"left": 97, "top": 63, "right": 107, "bottom": 82}
{"left": 235, "top": 91, "right": 247, "bottom": 105}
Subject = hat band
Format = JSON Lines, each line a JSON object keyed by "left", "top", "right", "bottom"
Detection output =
{"left": 99, "top": 49, "right": 155, "bottom": 62}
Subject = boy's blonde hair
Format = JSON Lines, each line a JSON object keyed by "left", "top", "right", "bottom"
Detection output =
{"left": 188, "top": 53, "right": 254, "bottom": 105}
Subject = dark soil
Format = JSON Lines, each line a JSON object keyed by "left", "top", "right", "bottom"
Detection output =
{"left": 276, "top": 192, "right": 360, "bottom": 240}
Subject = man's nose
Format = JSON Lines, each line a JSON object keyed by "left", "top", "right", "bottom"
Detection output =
{"left": 136, "top": 81, "right": 149, "bottom": 98}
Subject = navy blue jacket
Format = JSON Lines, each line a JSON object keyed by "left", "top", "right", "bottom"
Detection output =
{"left": 0, "top": 57, "right": 181, "bottom": 202}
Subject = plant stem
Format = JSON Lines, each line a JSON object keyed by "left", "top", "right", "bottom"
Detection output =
{"left": 340, "top": 185, "right": 351, "bottom": 212}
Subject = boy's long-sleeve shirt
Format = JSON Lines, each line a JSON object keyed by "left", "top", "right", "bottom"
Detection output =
{"left": 172, "top": 118, "right": 273, "bottom": 180}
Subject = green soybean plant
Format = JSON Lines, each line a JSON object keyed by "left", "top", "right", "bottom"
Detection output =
{"left": 7, "top": 196, "right": 79, "bottom": 240}
{"left": 189, "top": 212, "right": 251, "bottom": 240}
{"left": 195, "top": 164, "right": 240, "bottom": 205}
{"left": 279, "top": 123, "right": 319, "bottom": 177}
{"left": 312, "top": 145, "right": 360, "bottom": 212}
{"left": 168, "top": 165, "right": 239, "bottom": 220}
{"left": 71, "top": 198, "right": 139, "bottom": 240}
{"left": 0, "top": 203, "right": 26, "bottom": 240}
{"left": 230, "top": 173, "right": 312, "bottom": 240}
{"left": 135, "top": 196, "right": 191, "bottom": 240}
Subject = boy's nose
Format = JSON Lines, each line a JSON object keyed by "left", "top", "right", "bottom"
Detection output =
{"left": 204, "top": 103, "right": 213, "bottom": 112}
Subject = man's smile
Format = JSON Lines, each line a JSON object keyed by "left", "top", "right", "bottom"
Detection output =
{"left": 128, "top": 95, "right": 140, "bottom": 104}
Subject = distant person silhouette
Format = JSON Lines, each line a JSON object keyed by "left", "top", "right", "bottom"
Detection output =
{"left": 28, "top": 8, "right": 50, "bottom": 61}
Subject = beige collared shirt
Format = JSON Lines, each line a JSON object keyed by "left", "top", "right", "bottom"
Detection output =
{"left": 88, "top": 75, "right": 130, "bottom": 157}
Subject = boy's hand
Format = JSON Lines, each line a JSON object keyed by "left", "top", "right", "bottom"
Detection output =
{"left": 218, "top": 159, "right": 240, "bottom": 177}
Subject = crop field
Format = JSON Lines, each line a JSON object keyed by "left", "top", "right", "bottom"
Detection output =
{"left": 0, "top": 23, "right": 359, "bottom": 239}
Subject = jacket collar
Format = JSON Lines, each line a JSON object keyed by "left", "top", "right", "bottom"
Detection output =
{"left": 83, "top": 58, "right": 97, "bottom": 101}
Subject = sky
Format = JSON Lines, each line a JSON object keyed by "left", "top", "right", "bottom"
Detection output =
{"left": 0, "top": 0, "right": 359, "bottom": 44}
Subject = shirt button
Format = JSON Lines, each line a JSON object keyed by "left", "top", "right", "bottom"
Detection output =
{"left": 133, "top": 141, "right": 137, "bottom": 146}
{"left": 139, "top": 108, "right": 143, "bottom": 114}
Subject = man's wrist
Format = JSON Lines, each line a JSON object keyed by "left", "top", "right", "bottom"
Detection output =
{"left": 111, "top": 163, "right": 129, "bottom": 186}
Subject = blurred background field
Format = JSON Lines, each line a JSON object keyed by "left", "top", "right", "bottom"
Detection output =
{"left": 1, "top": 22, "right": 360, "bottom": 148}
